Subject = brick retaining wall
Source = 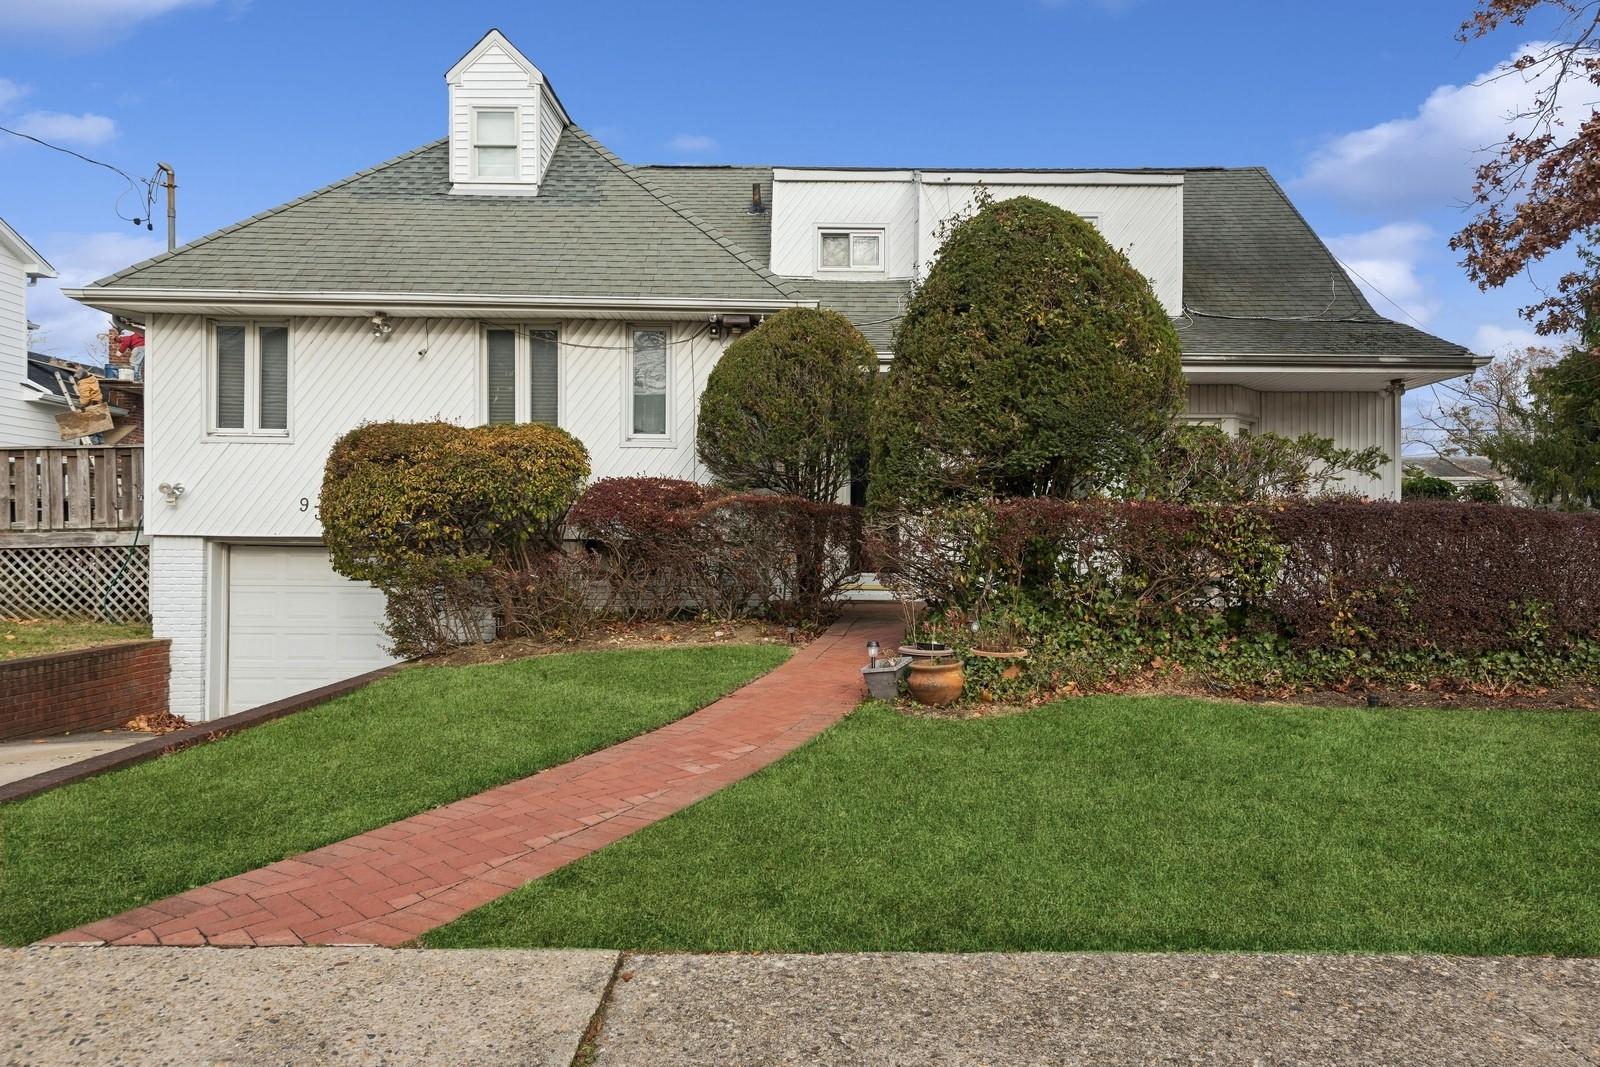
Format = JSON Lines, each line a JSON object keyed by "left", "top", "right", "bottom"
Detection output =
{"left": 0, "top": 639, "right": 169, "bottom": 742}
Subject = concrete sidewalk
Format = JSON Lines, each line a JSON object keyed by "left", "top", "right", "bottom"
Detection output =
{"left": 4, "top": 948, "right": 1597, "bottom": 1066}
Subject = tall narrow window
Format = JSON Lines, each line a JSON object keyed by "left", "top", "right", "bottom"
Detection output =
{"left": 210, "top": 321, "right": 289, "bottom": 436}
{"left": 257, "top": 326, "right": 289, "bottom": 431}
{"left": 214, "top": 324, "right": 247, "bottom": 430}
{"left": 473, "top": 109, "right": 517, "bottom": 179}
{"left": 631, "top": 328, "right": 668, "bottom": 436}
{"left": 529, "top": 329, "right": 559, "bottom": 425}
{"left": 485, "top": 329, "right": 517, "bottom": 424}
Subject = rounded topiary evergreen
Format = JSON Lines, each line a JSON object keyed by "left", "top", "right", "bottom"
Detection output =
{"left": 870, "top": 195, "right": 1184, "bottom": 506}
{"left": 697, "top": 307, "right": 878, "bottom": 502}
{"left": 321, "top": 419, "right": 590, "bottom": 585}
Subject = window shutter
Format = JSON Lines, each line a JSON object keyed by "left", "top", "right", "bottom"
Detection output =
{"left": 529, "top": 329, "right": 558, "bottom": 425}
{"left": 486, "top": 329, "right": 516, "bottom": 424}
{"left": 258, "top": 325, "right": 289, "bottom": 431}
{"left": 215, "top": 324, "right": 246, "bottom": 429}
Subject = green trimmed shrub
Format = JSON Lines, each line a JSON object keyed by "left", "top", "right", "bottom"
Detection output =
{"left": 697, "top": 307, "right": 878, "bottom": 502}
{"left": 321, "top": 420, "right": 589, "bottom": 654}
{"left": 1402, "top": 467, "right": 1459, "bottom": 500}
{"left": 871, "top": 196, "right": 1184, "bottom": 507}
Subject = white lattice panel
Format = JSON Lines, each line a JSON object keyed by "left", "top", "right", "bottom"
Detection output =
{"left": 0, "top": 545, "right": 150, "bottom": 623}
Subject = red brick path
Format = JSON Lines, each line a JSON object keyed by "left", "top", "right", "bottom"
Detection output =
{"left": 42, "top": 607, "right": 900, "bottom": 948}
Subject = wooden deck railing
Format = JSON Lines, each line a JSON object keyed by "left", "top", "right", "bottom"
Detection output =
{"left": 1, "top": 446, "right": 144, "bottom": 537}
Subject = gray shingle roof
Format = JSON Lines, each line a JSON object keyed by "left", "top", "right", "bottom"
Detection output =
{"left": 1177, "top": 168, "right": 1469, "bottom": 359}
{"left": 91, "top": 138, "right": 1470, "bottom": 362}
{"left": 94, "top": 129, "right": 798, "bottom": 305}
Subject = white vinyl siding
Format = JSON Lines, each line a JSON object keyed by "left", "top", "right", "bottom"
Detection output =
{"left": 210, "top": 321, "right": 288, "bottom": 436}
{"left": 0, "top": 246, "right": 66, "bottom": 446}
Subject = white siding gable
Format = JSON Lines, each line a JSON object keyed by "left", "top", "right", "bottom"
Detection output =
{"left": 0, "top": 220, "right": 63, "bottom": 446}
{"left": 769, "top": 169, "right": 1185, "bottom": 314}
{"left": 445, "top": 30, "right": 566, "bottom": 196}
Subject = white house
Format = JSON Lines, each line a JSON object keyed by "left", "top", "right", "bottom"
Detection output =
{"left": 0, "top": 218, "right": 65, "bottom": 446}
{"left": 66, "top": 30, "right": 1483, "bottom": 721}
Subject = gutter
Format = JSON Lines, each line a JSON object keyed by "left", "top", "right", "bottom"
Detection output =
{"left": 63, "top": 287, "right": 820, "bottom": 317}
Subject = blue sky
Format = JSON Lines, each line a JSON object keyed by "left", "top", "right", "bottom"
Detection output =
{"left": 0, "top": 0, "right": 1584, "bottom": 435}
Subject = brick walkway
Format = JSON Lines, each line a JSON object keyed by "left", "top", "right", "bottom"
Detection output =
{"left": 43, "top": 606, "right": 901, "bottom": 948}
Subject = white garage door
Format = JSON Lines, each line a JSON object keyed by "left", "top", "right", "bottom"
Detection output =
{"left": 226, "top": 545, "right": 397, "bottom": 714}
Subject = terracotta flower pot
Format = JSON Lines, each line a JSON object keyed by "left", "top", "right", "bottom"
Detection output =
{"left": 907, "top": 658, "right": 965, "bottom": 706}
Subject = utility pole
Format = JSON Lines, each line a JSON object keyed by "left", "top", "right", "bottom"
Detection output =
{"left": 156, "top": 162, "right": 176, "bottom": 251}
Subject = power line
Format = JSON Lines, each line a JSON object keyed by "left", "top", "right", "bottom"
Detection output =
{"left": 1333, "top": 256, "right": 1432, "bottom": 331}
{"left": 0, "top": 123, "right": 158, "bottom": 227}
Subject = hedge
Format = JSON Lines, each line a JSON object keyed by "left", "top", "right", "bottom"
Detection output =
{"left": 874, "top": 498, "right": 1600, "bottom": 694}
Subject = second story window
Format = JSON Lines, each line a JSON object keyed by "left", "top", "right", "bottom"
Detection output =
{"left": 819, "top": 229, "right": 883, "bottom": 271}
{"left": 211, "top": 321, "right": 289, "bottom": 437}
{"left": 473, "top": 108, "right": 518, "bottom": 179}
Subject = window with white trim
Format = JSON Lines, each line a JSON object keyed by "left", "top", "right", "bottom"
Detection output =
{"left": 472, "top": 108, "right": 518, "bottom": 179}
{"left": 818, "top": 228, "right": 883, "bottom": 271}
{"left": 210, "top": 321, "right": 289, "bottom": 436}
{"left": 629, "top": 327, "right": 669, "bottom": 437}
{"left": 484, "top": 326, "right": 560, "bottom": 425}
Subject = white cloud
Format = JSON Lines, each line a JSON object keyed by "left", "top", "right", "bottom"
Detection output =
{"left": 25, "top": 231, "right": 164, "bottom": 362}
{"left": 1296, "top": 42, "right": 1579, "bottom": 213}
{"left": 0, "top": 78, "right": 29, "bottom": 109}
{"left": 12, "top": 110, "right": 117, "bottom": 146}
{"left": 0, "top": 0, "right": 215, "bottom": 36}
{"left": 667, "top": 133, "right": 718, "bottom": 155}
{"left": 1470, "top": 323, "right": 1548, "bottom": 355}
{"left": 1326, "top": 222, "right": 1441, "bottom": 325}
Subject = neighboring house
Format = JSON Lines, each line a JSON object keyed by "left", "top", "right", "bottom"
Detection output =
{"left": 0, "top": 218, "right": 63, "bottom": 446}
{"left": 65, "top": 30, "right": 1484, "bottom": 720}
{"left": 1403, "top": 455, "right": 1506, "bottom": 491}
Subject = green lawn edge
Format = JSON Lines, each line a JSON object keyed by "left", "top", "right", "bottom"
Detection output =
{"left": 0, "top": 643, "right": 790, "bottom": 945}
{"left": 424, "top": 696, "right": 1600, "bottom": 956}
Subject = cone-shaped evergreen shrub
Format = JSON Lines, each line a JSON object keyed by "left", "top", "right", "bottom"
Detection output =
{"left": 871, "top": 196, "right": 1184, "bottom": 506}
{"left": 697, "top": 307, "right": 878, "bottom": 502}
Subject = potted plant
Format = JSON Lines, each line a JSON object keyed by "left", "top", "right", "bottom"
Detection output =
{"left": 898, "top": 614, "right": 954, "bottom": 661}
{"left": 968, "top": 615, "right": 1028, "bottom": 662}
{"left": 860, "top": 639, "right": 911, "bottom": 700}
{"left": 897, "top": 616, "right": 964, "bottom": 704}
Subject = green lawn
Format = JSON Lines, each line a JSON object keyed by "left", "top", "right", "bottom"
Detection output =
{"left": 426, "top": 697, "right": 1600, "bottom": 956}
{"left": 2, "top": 618, "right": 151, "bottom": 659}
{"left": 0, "top": 644, "right": 788, "bottom": 945}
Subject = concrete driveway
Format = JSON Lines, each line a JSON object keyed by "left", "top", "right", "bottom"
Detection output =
{"left": 3, "top": 948, "right": 1597, "bottom": 1065}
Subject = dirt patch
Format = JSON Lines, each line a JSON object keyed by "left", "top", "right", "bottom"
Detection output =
{"left": 421, "top": 618, "right": 806, "bottom": 668}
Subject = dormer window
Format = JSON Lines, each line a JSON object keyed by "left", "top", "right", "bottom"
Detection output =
{"left": 819, "top": 229, "right": 883, "bottom": 272}
{"left": 472, "top": 109, "right": 519, "bottom": 179}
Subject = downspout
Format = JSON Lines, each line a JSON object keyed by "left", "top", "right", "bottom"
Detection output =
{"left": 911, "top": 169, "right": 923, "bottom": 282}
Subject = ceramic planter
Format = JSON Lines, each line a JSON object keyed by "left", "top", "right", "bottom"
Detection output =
{"left": 861, "top": 655, "right": 910, "bottom": 701}
{"left": 907, "top": 658, "right": 965, "bottom": 705}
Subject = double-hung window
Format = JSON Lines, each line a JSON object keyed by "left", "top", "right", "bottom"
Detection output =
{"left": 818, "top": 228, "right": 883, "bottom": 272}
{"left": 628, "top": 326, "right": 670, "bottom": 439}
{"left": 484, "top": 326, "right": 560, "bottom": 425}
{"left": 211, "top": 321, "right": 289, "bottom": 436}
{"left": 472, "top": 108, "right": 518, "bottom": 180}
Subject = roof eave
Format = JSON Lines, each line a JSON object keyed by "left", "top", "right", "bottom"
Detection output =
{"left": 64, "top": 286, "right": 818, "bottom": 318}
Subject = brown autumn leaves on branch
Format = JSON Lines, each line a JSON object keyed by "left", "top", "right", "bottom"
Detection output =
{"left": 1450, "top": 0, "right": 1600, "bottom": 337}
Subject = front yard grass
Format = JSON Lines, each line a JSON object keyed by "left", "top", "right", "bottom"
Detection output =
{"left": 426, "top": 696, "right": 1600, "bottom": 956}
{"left": 2, "top": 618, "right": 151, "bottom": 659}
{"left": 0, "top": 644, "right": 788, "bottom": 945}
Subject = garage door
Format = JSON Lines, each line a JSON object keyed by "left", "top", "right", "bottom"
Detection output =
{"left": 226, "top": 545, "right": 397, "bottom": 714}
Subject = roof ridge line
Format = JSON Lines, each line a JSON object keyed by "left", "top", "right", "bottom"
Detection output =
{"left": 90, "top": 139, "right": 450, "bottom": 288}
{"left": 566, "top": 125, "right": 804, "bottom": 302}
